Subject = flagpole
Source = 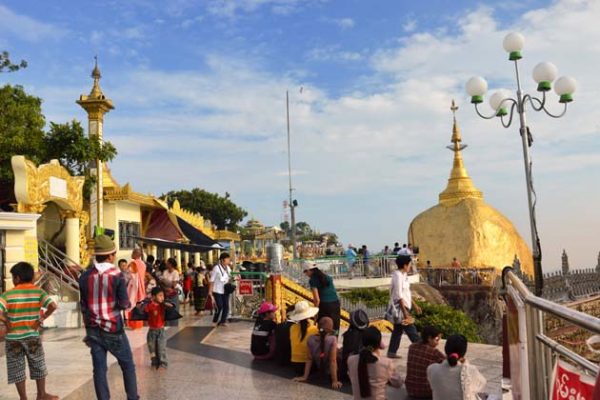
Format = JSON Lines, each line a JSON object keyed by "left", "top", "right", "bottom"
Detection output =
{"left": 286, "top": 90, "right": 297, "bottom": 259}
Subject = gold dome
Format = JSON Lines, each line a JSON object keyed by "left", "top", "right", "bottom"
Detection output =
{"left": 408, "top": 101, "right": 533, "bottom": 276}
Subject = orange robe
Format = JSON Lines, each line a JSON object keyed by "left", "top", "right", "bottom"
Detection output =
{"left": 127, "top": 258, "right": 147, "bottom": 329}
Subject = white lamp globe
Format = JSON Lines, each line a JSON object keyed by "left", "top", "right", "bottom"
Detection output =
{"left": 503, "top": 32, "right": 525, "bottom": 60}
{"left": 489, "top": 90, "right": 511, "bottom": 116}
{"left": 554, "top": 76, "right": 577, "bottom": 103}
{"left": 532, "top": 62, "right": 558, "bottom": 91}
{"left": 466, "top": 76, "right": 488, "bottom": 103}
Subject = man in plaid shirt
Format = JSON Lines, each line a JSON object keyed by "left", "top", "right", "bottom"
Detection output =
{"left": 79, "top": 235, "right": 139, "bottom": 400}
{"left": 405, "top": 325, "right": 445, "bottom": 399}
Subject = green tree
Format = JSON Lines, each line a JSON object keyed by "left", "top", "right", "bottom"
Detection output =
{"left": 44, "top": 120, "right": 117, "bottom": 197}
{"left": 162, "top": 188, "right": 248, "bottom": 230}
{"left": 0, "top": 85, "right": 46, "bottom": 182}
{"left": 0, "top": 51, "right": 27, "bottom": 73}
{"left": 0, "top": 85, "right": 118, "bottom": 207}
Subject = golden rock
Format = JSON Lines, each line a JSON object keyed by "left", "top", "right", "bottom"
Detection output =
{"left": 408, "top": 101, "right": 533, "bottom": 276}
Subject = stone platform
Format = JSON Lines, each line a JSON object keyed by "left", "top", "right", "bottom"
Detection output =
{"left": 0, "top": 307, "right": 503, "bottom": 399}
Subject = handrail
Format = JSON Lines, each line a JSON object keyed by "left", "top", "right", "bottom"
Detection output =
{"left": 38, "top": 239, "right": 81, "bottom": 292}
{"left": 504, "top": 269, "right": 600, "bottom": 333}
{"left": 536, "top": 333, "right": 599, "bottom": 375}
{"left": 502, "top": 267, "right": 600, "bottom": 399}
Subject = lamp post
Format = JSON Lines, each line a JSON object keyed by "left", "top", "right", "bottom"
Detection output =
{"left": 466, "top": 32, "right": 577, "bottom": 296}
{"left": 286, "top": 91, "right": 298, "bottom": 259}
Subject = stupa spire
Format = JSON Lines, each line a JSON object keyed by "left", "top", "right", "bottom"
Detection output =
{"left": 439, "top": 100, "right": 483, "bottom": 205}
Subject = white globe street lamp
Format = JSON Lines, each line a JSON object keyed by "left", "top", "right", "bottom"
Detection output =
{"left": 465, "top": 32, "right": 577, "bottom": 297}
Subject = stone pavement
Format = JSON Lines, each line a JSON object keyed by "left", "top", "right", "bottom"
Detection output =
{"left": 0, "top": 306, "right": 502, "bottom": 399}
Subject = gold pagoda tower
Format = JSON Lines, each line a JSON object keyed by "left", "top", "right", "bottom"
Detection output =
{"left": 408, "top": 101, "right": 533, "bottom": 276}
{"left": 76, "top": 57, "right": 114, "bottom": 235}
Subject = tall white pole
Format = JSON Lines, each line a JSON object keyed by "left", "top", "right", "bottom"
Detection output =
{"left": 513, "top": 60, "right": 543, "bottom": 295}
{"left": 286, "top": 91, "right": 297, "bottom": 259}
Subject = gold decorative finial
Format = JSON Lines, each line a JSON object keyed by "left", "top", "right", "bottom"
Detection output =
{"left": 450, "top": 99, "right": 462, "bottom": 146}
{"left": 92, "top": 55, "right": 101, "bottom": 80}
{"left": 439, "top": 100, "right": 483, "bottom": 205}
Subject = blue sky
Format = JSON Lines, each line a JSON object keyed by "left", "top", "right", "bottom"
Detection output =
{"left": 1, "top": 0, "right": 599, "bottom": 270}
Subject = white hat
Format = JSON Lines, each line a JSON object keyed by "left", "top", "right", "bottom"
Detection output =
{"left": 302, "top": 261, "right": 318, "bottom": 271}
{"left": 288, "top": 300, "right": 319, "bottom": 322}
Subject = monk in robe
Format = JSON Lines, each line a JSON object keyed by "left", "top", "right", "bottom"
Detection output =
{"left": 127, "top": 248, "right": 147, "bottom": 329}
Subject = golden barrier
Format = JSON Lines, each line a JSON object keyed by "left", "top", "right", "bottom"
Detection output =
{"left": 265, "top": 274, "right": 393, "bottom": 333}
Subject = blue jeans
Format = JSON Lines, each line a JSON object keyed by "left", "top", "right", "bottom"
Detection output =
{"left": 147, "top": 328, "right": 167, "bottom": 367}
{"left": 85, "top": 328, "right": 139, "bottom": 400}
{"left": 212, "top": 292, "right": 230, "bottom": 324}
{"left": 388, "top": 323, "right": 420, "bottom": 355}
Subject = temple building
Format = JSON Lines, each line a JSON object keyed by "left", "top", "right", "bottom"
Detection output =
{"left": 1, "top": 61, "right": 240, "bottom": 291}
{"left": 408, "top": 101, "right": 533, "bottom": 276}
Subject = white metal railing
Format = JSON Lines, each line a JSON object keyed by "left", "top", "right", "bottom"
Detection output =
{"left": 38, "top": 239, "right": 82, "bottom": 297}
{"left": 285, "top": 255, "right": 403, "bottom": 280}
{"left": 502, "top": 267, "right": 600, "bottom": 399}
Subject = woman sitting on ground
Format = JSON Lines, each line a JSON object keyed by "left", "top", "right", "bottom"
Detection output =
{"left": 340, "top": 309, "right": 370, "bottom": 381}
{"left": 293, "top": 316, "right": 342, "bottom": 390}
{"left": 288, "top": 301, "right": 319, "bottom": 375}
{"left": 427, "top": 334, "right": 487, "bottom": 400}
{"left": 274, "top": 304, "right": 296, "bottom": 366}
{"left": 251, "top": 302, "right": 279, "bottom": 360}
{"left": 347, "top": 326, "right": 403, "bottom": 399}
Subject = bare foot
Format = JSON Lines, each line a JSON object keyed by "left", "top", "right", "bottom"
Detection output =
{"left": 37, "top": 394, "right": 59, "bottom": 400}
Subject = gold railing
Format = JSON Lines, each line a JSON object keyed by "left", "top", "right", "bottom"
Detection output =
{"left": 265, "top": 274, "right": 393, "bottom": 332}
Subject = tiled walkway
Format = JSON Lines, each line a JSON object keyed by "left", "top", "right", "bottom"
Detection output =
{"left": 0, "top": 307, "right": 503, "bottom": 399}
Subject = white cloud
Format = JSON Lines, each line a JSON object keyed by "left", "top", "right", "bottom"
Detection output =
{"left": 0, "top": 5, "right": 66, "bottom": 42}
{"left": 403, "top": 18, "right": 417, "bottom": 33}
{"left": 331, "top": 17, "right": 355, "bottom": 30}
{"left": 206, "top": 0, "right": 311, "bottom": 18}
{"left": 307, "top": 46, "right": 363, "bottom": 62}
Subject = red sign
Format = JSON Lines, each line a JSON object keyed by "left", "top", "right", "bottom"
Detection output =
{"left": 551, "top": 359, "right": 596, "bottom": 400}
{"left": 238, "top": 280, "right": 254, "bottom": 296}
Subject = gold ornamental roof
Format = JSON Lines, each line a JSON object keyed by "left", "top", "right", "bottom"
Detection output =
{"left": 438, "top": 100, "right": 483, "bottom": 206}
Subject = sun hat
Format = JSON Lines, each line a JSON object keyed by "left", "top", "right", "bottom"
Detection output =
{"left": 288, "top": 300, "right": 319, "bottom": 322}
{"left": 350, "top": 309, "right": 370, "bottom": 330}
{"left": 302, "top": 261, "right": 318, "bottom": 272}
{"left": 258, "top": 302, "right": 278, "bottom": 315}
{"left": 94, "top": 235, "right": 116, "bottom": 255}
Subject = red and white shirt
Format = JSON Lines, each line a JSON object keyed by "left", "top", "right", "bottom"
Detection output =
{"left": 79, "top": 262, "right": 130, "bottom": 333}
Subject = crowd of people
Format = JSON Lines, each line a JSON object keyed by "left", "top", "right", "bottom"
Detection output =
{"left": 249, "top": 254, "right": 492, "bottom": 399}
{"left": 5, "top": 238, "right": 595, "bottom": 399}
{"left": 0, "top": 234, "right": 241, "bottom": 400}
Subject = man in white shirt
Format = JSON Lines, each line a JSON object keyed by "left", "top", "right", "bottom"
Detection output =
{"left": 387, "top": 254, "right": 421, "bottom": 358}
{"left": 209, "top": 253, "right": 232, "bottom": 327}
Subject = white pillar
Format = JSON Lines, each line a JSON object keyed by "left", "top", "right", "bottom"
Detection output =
{"left": 194, "top": 252, "right": 200, "bottom": 266}
{"left": 183, "top": 251, "right": 189, "bottom": 267}
{"left": 175, "top": 249, "right": 181, "bottom": 271}
{"left": 65, "top": 217, "right": 80, "bottom": 265}
{"left": 164, "top": 248, "right": 171, "bottom": 259}
{"left": 150, "top": 245, "right": 157, "bottom": 259}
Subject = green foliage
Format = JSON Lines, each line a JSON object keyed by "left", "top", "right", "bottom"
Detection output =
{"left": 414, "top": 300, "right": 482, "bottom": 343}
{"left": 162, "top": 188, "right": 248, "bottom": 230}
{"left": 340, "top": 288, "right": 482, "bottom": 343}
{"left": 0, "top": 84, "right": 118, "bottom": 204}
{"left": 44, "top": 120, "right": 117, "bottom": 197}
{"left": 340, "top": 288, "right": 389, "bottom": 308}
{"left": 0, "top": 85, "right": 46, "bottom": 181}
{"left": 0, "top": 51, "right": 27, "bottom": 73}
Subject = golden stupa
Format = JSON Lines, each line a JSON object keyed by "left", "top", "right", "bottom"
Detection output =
{"left": 408, "top": 101, "right": 533, "bottom": 276}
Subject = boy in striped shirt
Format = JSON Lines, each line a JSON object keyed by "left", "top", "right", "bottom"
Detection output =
{"left": 0, "top": 261, "right": 58, "bottom": 400}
